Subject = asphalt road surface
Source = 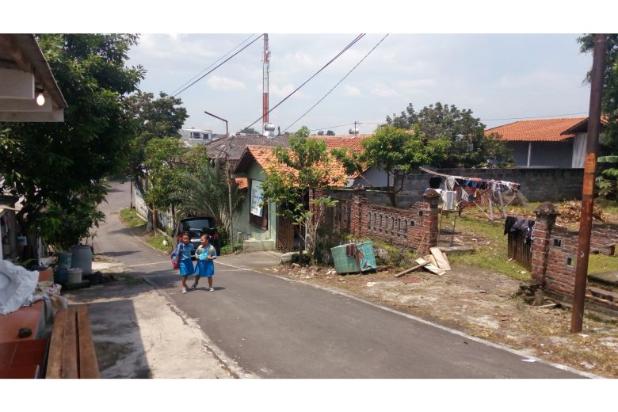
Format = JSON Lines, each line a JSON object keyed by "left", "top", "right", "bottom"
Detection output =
{"left": 94, "top": 181, "right": 583, "bottom": 378}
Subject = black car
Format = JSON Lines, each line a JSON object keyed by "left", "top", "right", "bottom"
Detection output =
{"left": 173, "top": 216, "right": 221, "bottom": 256}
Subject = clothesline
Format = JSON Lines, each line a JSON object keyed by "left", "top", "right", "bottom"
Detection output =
{"left": 419, "top": 167, "right": 521, "bottom": 191}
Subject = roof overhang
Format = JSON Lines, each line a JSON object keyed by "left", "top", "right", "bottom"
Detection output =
{"left": 0, "top": 34, "right": 67, "bottom": 122}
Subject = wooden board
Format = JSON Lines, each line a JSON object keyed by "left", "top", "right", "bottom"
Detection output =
{"left": 61, "top": 308, "right": 78, "bottom": 379}
{"left": 77, "top": 306, "right": 100, "bottom": 378}
{"left": 430, "top": 247, "right": 451, "bottom": 271}
{"left": 424, "top": 264, "right": 446, "bottom": 276}
{"left": 414, "top": 257, "right": 428, "bottom": 267}
{"left": 394, "top": 263, "right": 424, "bottom": 278}
{"left": 45, "top": 309, "right": 66, "bottom": 379}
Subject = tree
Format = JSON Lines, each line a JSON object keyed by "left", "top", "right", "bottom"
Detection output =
{"left": 241, "top": 127, "right": 259, "bottom": 134}
{"left": 0, "top": 34, "right": 144, "bottom": 254}
{"left": 261, "top": 127, "right": 344, "bottom": 262}
{"left": 143, "top": 138, "right": 186, "bottom": 231}
{"left": 580, "top": 34, "right": 618, "bottom": 199}
{"left": 317, "top": 130, "right": 325, "bottom": 136}
{"left": 360, "top": 125, "right": 450, "bottom": 206}
{"left": 326, "top": 130, "right": 336, "bottom": 136}
{"left": 386, "top": 102, "right": 513, "bottom": 168}
{"left": 177, "top": 145, "right": 244, "bottom": 244}
{"left": 125, "top": 91, "right": 188, "bottom": 183}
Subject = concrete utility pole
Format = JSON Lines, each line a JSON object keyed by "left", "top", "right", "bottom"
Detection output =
{"left": 571, "top": 33, "right": 607, "bottom": 333}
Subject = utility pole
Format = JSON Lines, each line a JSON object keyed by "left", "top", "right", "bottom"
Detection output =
{"left": 262, "top": 33, "right": 270, "bottom": 135}
{"left": 571, "top": 33, "right": 607, "bottom": 333}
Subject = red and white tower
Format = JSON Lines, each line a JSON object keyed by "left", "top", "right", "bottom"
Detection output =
{"left": 262, "top": 33, "right": 270, "bottom": 135}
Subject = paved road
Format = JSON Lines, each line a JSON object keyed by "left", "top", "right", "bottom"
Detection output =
{"left": 95, "top": 181, "right": 582, "bottom": 378}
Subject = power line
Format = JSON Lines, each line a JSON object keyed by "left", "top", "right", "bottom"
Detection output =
{"left": 171, "top": 33, "right": 258, "bottom": 96}
{"left": 309, "top": 121, "right": 382, "bottom": 133}
{"left": 241, "top": 33, "right": 366, "bottom": 132}
{"left": 173, "top": 34, "right": 264, "bottom": 97}
{"left": 284, "top": 34, "right": 389, "bottom": 132}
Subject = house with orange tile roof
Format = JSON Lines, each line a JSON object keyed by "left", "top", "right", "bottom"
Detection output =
{"left": 231, "top": 145, "right": 349, "bottom": 252}
{"left": 485, "top": 117, "right": 605, "bottom": 168}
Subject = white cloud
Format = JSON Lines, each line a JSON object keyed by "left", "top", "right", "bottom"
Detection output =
{"left": 371, "top": 83, "right": 399, "bottom": 98}
{"left": 207, "top": 75, "right": 246, "bottom": 91}
{"left": 270, "top": 82, "right": 304, "bottom": 98}
{"left": 343, "top": 84, "right": 361, "bottom": 97}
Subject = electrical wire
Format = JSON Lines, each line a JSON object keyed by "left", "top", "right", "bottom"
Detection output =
{"left": 173, "top": 34, "right": 264, "bottom": 97}
{"left": 171, "top": 33, "right": 258, "bottom": 96}
{"left": 284, "top": 34, "right": 389, "bottom": 132}
{"left": 240, "top": 33, "right": 366, "bottom": 132}
{"left": 309, "top": 121, "right": 382, "bottom": 133}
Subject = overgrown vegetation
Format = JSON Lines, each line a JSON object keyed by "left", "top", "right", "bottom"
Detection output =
{"left": 119, "top": 208, "right": 146, "bottom": 228}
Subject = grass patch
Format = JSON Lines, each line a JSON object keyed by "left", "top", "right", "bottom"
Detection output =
{"left": 146, "top": 233, "right": 172, "bottom": 254}
{"left": 120, "top": 208, "right": 146, "bottom": 228}
{"left": 448, "top": 216, "right": 530, "bottom": 281}
{"left": 589, "top": 253, "right": 618, "bottom": 275}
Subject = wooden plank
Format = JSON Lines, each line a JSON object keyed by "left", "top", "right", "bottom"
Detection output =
{"left": 394, "top": 263, "right": 424, "bottom": 278}
{"left": 76, "top": 306, "right": 100, "bottom": 378}
{"left": 430, "top": 247, "right": 451, "bottom": 271}
{"left": 45, "top": 309, "right": 66, "bottom": 379}
{"left": 424, "top": 264, "right": 446, "bottom": 276}
{"left": 414, "top": 257, "right": 428, "bottom": 267}
{"left": 61, "top": 308, "right": 78, "bottom": 379}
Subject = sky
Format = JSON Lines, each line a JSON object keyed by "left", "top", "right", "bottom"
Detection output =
{"left": 128, "top": 34, "right": 593, "bottom": 135}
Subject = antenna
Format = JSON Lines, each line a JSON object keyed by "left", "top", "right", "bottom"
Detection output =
{"left": 262, "top": 33, "right": 270, "bottom": 134}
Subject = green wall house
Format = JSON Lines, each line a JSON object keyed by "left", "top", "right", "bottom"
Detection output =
{"left": 233, "top": 146, "right": 280, "bottom": 251}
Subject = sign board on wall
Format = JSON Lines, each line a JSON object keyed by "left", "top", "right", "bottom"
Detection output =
{"left": 250, "top": 180, "right": 264, "bottom": 217}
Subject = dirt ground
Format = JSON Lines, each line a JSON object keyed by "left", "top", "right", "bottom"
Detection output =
{"left": 268, "top": 262, "right": 618, "bottom": 378}
{"left": 65, "top": 262, "right": 235, "bottom": 379}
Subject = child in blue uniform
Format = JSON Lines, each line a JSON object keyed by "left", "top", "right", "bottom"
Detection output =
{"left": 172, "top": 232, "right": 195, "bottom": 294}
{"left": 193, "top": 233, "right": 217, "bottom": 291}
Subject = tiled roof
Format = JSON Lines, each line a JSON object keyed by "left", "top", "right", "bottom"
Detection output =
{"left": 236, "top": 145, "right": 348, "bottom": 187}
{"left": 313, "top": 134, "right": 371, "bottom": 154}
{"left": 485, "top": 117, "right": 587, "bottom": 142}
{"left": 204, "top": 134, "right": 289, "bottom": 160}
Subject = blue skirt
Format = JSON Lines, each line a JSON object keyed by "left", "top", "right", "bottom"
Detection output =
{"left": 179, "top": 259, "right": 194, "bottom": 276}
{"left": 195, "top": 259, "right": 214, "bottom": 277}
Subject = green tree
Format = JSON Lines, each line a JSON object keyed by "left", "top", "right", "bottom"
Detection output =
{"left": 580, "top": 34, "right": 618, "bottom": 199}
{"left": 241, "top": 127, "right": 259, "bottom": 134}
{"left": 177, "top": 145, "right": 244, "bottom": 244}
{"left": 386, "top": 102, "right": 513, "bottom": 168}
{"left": 125, "top": 91, "right": 188, "bottom": 184}
{"left": 360, "top": 125, "right": 450, "bottom": 206}
{"left": 0, "top": 34, "right": 144, "bottom": 253}
{"left": 326, "top": 130, "right": 336, "bottom": 136}
{"left": 261, "top": 127, "right": 343, "bottom": 262}
{"left": 143, "top": 138, "right": 186, "bottom": 231}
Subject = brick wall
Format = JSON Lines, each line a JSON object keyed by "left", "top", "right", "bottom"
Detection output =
{"left": 344, "top": 189, "right": 440, "bottom": 254}
{"left": 530, "top": 203, "right": 618, "bottom": 313}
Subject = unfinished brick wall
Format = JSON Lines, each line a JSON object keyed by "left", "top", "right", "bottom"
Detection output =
{"left": 348, "top": 189, "right": 440, "bottom": 254}
{"left": 531, "top": 203, "right": 618, "bottom": 313}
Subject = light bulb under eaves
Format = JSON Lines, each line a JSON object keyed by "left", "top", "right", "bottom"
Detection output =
{"left": 36, "top": 92, "right": 45, "bottom": 106}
